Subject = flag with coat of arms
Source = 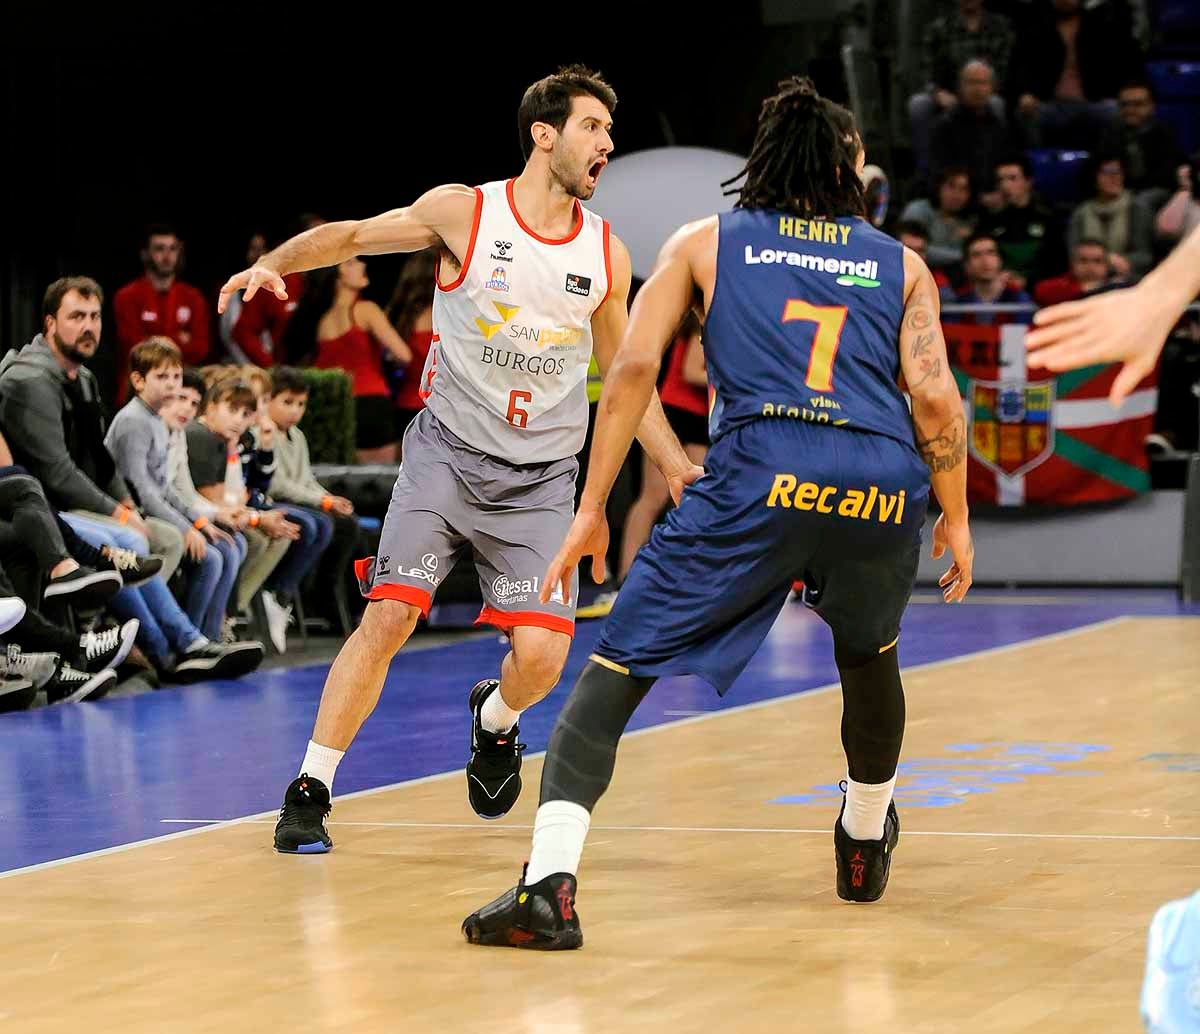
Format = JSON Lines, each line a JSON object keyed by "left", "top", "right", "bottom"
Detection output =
{"left": 942, "top": 323, "right": 1158, "bottom": 506}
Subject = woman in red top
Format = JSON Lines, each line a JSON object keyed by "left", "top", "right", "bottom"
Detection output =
{"left": 617, "top": 310, "right": 709, "bottom": 581}
{"left": 282, "top": 258, "right": 412, "bottom": 463}
{"left": 385, "top": 252, "right": 437, "bottom": 462}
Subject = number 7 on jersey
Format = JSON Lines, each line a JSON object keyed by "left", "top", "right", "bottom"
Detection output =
{"left": 782, "top": 300, "right": 848, "bottom": 393}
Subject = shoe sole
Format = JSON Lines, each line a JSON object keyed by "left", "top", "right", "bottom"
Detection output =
{"left": 55, "top": 670, "right": 118, "bottom": 705}
{"left": 0, "top": 677, "right": 37, "bottom": 713}
{"left": 461, "top": 918, "right": 582, "bottom": 950}
{"left": 43, "top": 570, "right": 123, "bottom": 602}
{"left": 172, "top": 644, "right": 265, "bottom": 682}
{"left": 274, "top": 841, "right": 333, "bottom": 855}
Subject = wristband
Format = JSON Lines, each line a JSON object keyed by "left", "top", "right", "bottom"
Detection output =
{"left": 193, "top": 517, "right": 209, "bottom": 531}
{"left": 248, "top": 512, "right": 261, "bottom": 528}
{"left": 117, "top": 506, "right": 131, "bottom": 525}
{"left": 321, "top": 496, "right": 334, "bottom": 512}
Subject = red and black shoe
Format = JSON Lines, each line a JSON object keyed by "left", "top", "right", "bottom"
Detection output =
{"left": 834, "top": 796, "right": 900, "bottom": 902}
{"left": 462, "top": 865, "right": 582, "bottom": 950}
{"left": 466, "top": 679, "right": 525, "bottom": 819}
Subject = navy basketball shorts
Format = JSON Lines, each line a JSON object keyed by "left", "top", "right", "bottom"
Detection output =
{"left": 595, "top": 418, "right": 930, "bottom": 694}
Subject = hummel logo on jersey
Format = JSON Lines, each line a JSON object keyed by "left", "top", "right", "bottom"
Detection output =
{"left": 491, "top": 241, "right": 514, "bottom": 263}
{"left": 565, "top": 273, "right": 591, "bottom": 297}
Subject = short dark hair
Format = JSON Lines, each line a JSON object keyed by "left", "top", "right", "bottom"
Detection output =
{"left": 1074, "top": 237, "right": 1108, "bottom": 253}
{"left": 963, "top": 230, "right": 999, "bottom": 257}
{"left": 270, "top": 366, "right": 309, "bottom": 397}
{"left": 995, "top": 153, "right": 1032, "bottom": 179}
{"left": 205, "top": 377, "right": 257, "bottom": 414}
{"left": 181, "top": 367, "right": 207, "bottom": 398}
{"left": 723, "top": 76, "right": 865, "bottom": 219}
{"left": 936, "top": 165, "right": 971, "bottom": 190}
{"left": 144, "top": 223, "right": 179, "bottom": 246}
{"left": 42, "top": 276, "right": 104, "bottom": 321}
{"left": 517, "top": 65, "right": 617, "bottom": 161}
{"left": 1118, "top": 76, "right": 1154, "bottom": 99}
{"left": 130, "top": 337, "right": 182, "bottom": 379}
{"left": 895, "top": 219, "right": 930, "bottom": 241}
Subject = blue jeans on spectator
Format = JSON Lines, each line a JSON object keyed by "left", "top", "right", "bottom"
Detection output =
{"left": 266, "top": 506, "right": 333, "bottom": 599}
{"left": 185, "top": 531, "right": 247, "bottom": 641}
{"left": 61, "top": 512, "right": 205, "bottom": 667}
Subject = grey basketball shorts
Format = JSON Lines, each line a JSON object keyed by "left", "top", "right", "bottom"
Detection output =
{"left": 354, "top": 409, "right": 580, "bottom": 636}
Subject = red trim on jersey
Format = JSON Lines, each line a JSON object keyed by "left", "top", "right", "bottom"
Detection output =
{"left": 506, "top": 179, "right": 583, "bottom": 245}
{"left": 437, "top": 187, "right": 484, "bottom": 293}
{"left": 475, "top": 606, "right": 575, "bottom": 638}
{"left": 364, "top": 582, "right": 433, "bottom": 617}
{"left": 598, "top": 220, "right": 613, "bottom": 308}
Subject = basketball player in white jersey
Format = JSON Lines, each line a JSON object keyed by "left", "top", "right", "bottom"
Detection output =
{"left": 217, "top": 65, "right": 701, "bottom": 853}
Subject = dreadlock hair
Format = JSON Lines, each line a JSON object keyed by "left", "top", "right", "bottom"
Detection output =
{"left": 723, "top": 77, "right": 866, "bottom": 220}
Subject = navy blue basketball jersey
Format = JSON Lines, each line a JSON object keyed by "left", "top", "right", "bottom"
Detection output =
{"left": 704, "top": 209, "right": 915, "bottom": 449}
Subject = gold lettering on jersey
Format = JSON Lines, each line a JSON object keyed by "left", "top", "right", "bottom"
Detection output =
{"left": 761, "top": 402, "right": 851, "bottom": 427}
{"left": 778, "top": 217, "right": 852, "bottom": 246}
{"left": 766, "top": 474, "right": 907, "bottom": 525}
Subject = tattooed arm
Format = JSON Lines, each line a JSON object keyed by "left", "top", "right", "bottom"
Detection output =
{"left": 898, "top": 247, "right": 973, "bottom": 601}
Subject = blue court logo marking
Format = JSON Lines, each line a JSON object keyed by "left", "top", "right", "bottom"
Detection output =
{"left": 772, "top": 741, "right": 1110, "bottom": 808}
{"left": 1140, "top": 753, "right": 1200, "bottom": 772}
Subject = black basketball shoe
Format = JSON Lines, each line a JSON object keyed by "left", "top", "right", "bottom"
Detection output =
{"left": 462, "top": 865, "right": 582, "bottom": 950}
{"left": 273, "top": 774, "right": 333, "bottom": 854}
{"left": 834, "top": 796, "right": 900, "bottom": 902}
{"left": 466, "top": 679, "right": 525, "bottom": 819}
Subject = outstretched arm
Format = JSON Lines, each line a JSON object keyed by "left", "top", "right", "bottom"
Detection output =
{"left": 217, "top": 184, "right": 478, "bottom": 314}
{"left": 1026, "top": 222, "right": 1200, "bottom": 405}
{"left": 589, "top": 233, "right": 698, "bottom": 505}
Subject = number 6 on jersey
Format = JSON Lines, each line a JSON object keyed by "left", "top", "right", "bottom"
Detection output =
{"left": 506, "top": 389, "right": 533, "bottom": 428}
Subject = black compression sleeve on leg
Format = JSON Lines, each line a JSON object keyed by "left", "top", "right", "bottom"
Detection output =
{"left": 539, "top": 660, "right": 654, "bottom": 813}
{"left": 835, "top": 641, "right": 905, "bottom": 785}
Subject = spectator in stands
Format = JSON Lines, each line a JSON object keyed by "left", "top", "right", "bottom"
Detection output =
{"left": 617, "top": 312, "right": 709, "bottom": 583}
{"left": 900, "top": 166, "right": 976, "bottom": 270}
{"left": 943, "top": 231, "right": 1034, "bottom": 325}
{"left": 187, "top": 377, "right": 297, "bottom": 628}
{"left": 909, "top": 0, "right": 1014, "bottom": 181}
{"left": 1033, "top": 237, "right": 1114, "bottom": 305}
{"left": 113, "top": 224, "right": 211, "bottom": 401}
{"left": 986, "top": 155, "right": 1065, "bottom": 289}
{"left": 929, "top": 60, "right": 1015, "bottom": 201}
{"left": 385, "top": 252, "right": 437, "bottom": 458}
{"left": 1098, "top": 77, "right": 1185, "bottom": 213}
{"left": 894, "top": 220, "right": 954, "bottom": 298}
{"left": 228, "top": 215, "right": 325, "bottom": 367}
{"left": 282, "top": 259, "right": 413, "bottom": 463}
{"left": 265, "top": 367, "right": 361, "bottom": 635}
{"left": 0, "top": 278, "right": 259, "bottom": 681}
{"left": 1011, "top": 0, "right": 1137, "bottom": 150}
{"left": 107, "top": 339, "right": 252, "bottom": 644}
{"left": 1068, "top": 153, "right": 1154, "bottom": 280}
{"left": 1155, "top": 159, "right": 1200, "bottom": 244}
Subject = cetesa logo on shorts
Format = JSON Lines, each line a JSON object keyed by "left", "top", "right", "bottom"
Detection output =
{"left": 493, "top": 575, "right": 565, "bottom": 605}
{"left": 744, "top": 245, "right": 880, "bottom": 288}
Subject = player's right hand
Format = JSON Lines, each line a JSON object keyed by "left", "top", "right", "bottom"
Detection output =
{"left": 931, "top": 513, "right": 973, "bottom": 603}
{"left": 542, "top": 506, "right": 610, "bottom": 607}
{"left": 217, "top": 265, "right": 288, "bottom": 314}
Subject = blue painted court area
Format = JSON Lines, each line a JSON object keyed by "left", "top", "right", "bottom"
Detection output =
{"left": 1, "top": 589, "right": 1195, "bottom": 873}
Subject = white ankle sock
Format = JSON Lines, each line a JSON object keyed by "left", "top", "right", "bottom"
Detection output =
{"left": 842, "top": 774, "right": 897, "bottom": 841}
{"left": 480, "top": 684, "right": 522, "bottom": 734}
{"left": 299, "top": 740, "right": 345, "bottom": 795}
{"left": 524, "top": 801, "right": 591, "bottom": 884}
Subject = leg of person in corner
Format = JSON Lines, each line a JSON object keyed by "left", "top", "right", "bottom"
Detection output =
{"left": 182, "top": 544, "right": 224, "bottom": 642}
{"left": 143, "top": 517, "right": 185, "bottom": 584}
{"left": 835, "top": 639, "right": 904, "bottom": 841}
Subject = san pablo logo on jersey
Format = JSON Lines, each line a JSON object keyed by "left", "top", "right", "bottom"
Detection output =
{"left": 744, "top": 245, "right": 881, "bottom": 288}
{"left": 485, "top": 266, "right": 511, "bottom": 292}
{"left": 968, "top": 379, "right": 1055, "bottom": 477}
{"left": 564, "top": 273, "right": 591, "bottom": 297}
{"left": 490, "top": 240, "right": 514, "bottom": 263}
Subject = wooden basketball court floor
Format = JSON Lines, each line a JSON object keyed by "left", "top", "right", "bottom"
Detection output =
{"left": 0, "top": 590, "right": 1196, "bottom": 1033}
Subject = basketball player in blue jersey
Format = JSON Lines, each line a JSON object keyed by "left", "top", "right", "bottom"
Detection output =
{"left": 463, "top": 77, "right": 975, "bottom": 949}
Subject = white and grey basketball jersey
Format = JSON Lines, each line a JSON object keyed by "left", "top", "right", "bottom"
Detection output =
{"left": 420, "top": 179, "right": 611, "bottom": 464}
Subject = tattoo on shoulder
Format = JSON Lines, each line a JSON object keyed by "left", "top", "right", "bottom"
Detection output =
{"left": 906, "top": 296, "right": 934, "bottom": 331}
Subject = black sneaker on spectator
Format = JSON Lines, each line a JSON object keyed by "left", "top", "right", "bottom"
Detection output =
{"left": 98, "top": 547, "right": 165, "bottom": 587}
{"left": 78, "top": 619, "right": 139, "bottom": 674}
{"left": 48, "top": 665, "right": 118, "bottom": 704}
{"left": 166, "top": 639, "right": 264, "bottom": 683}
{"left": 44, "top": 564, "right": 122, "bottom": 606}
{"left": 0, "top": 675, "right": 36, "bottom": 713}
{"left": 2, "top": 645, "right": 62, "bottom": 691}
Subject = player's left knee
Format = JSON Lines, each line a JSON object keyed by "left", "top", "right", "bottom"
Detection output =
{"left": 513, "top": 630, "right": 571, "bottom": 690}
